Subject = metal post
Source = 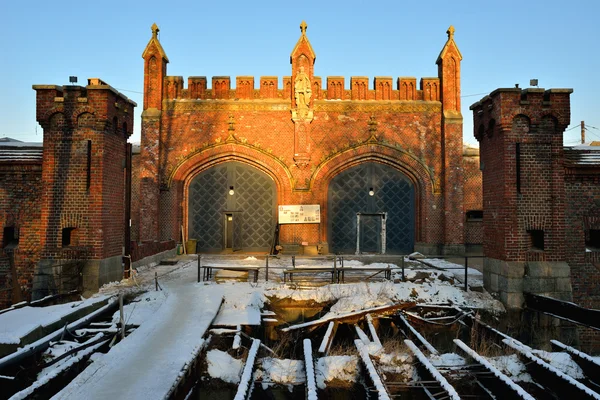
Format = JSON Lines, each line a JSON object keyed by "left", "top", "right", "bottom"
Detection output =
{"left": 265, "top": 255, "right": 269, "bottom": 282}
{"left": 401, "top": 256, "right": 405, "bottom": 281}
{"left": 155, "top": 272, "right": 158, "bottom": 291}
{"left": 119, "top": 293, "right": 125, "bottom": 340}
{"left": 123, "top": 143, "right": 132, "bottom": 279}
{"left": 198, "top": 254, "right": 201, "bottom": 283}
{"left": 464, "top": 256, "right": 468, "bottom": 292}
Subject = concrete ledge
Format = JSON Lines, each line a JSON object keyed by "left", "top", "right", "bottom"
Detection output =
{"left": 486, "top": 258, "right": 573, "bottom": 311}
{"left": 132, "top": 247, "right": 177, "bottom": 270}
{"left": 82, "top": 255, "right": 123, "bottom": 297}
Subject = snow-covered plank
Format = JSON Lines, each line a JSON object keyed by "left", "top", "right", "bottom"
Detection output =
{"left": 551, "top": 339, "right": 600, "bottom": 378}
{"left": 318, "top": 321, "right": 335, "bottom": 353}
{"left": 9, "top": 334, "right": 109, "bottom": 400}
{"left": 281, "top": 303, "right": 412, "bottom": 332}
{"left": 397, "top": 314, "right": 438, "bottom": 355}
{"left": 503, "top": 339, "right": 600, "bottom": 400}
{"left": 0, "top": 298, "right": 118, "bottom": 370}
{"left": 234, "top": 339, "right": 260, "bottom": 400}
{"left": 303, "top": 339, "right": 318, "bottom": 400}
{"left": 404, "top": 339, "right": 461, "bottom": 400}
{"left": 366, "top": 314, "right": 382, "bottom": 347}
{"left": 0, "top": 295, "right": 110, "bottom": 347}
{"left": 354, "top": 325, "right": 371, "bottom": 345}
{"left": 354, "top": 340, "right": 390, "bottom": 400}
{"left": 54, "top": 285, "right": 224, "bottom": 400}
{"left": 232, "top": 325, "right": 241, "bottom": 350}
{"left": 454, "top": 339, "right": 534, "bottom": 400}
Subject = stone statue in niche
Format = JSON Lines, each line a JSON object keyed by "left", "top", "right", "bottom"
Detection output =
{"left": 294, "top": 66, "right": 312, "bottom": 118}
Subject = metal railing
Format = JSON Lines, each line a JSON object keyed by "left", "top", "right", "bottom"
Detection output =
{"left": 195, "top": 253, "right": 484, "bottom": 291}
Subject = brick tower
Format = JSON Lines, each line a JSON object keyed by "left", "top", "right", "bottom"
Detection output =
{"left": 471, "top": 87, "right": 573, "bottom": 309}
{"left": 33, "top": 79, "right": 136, "bottom": 298}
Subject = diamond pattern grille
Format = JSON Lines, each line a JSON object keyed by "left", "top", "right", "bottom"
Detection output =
{"left": 328, "top": 163, "right": 414, "bottom": 254}
{"left": 188, "top": 162, "right": 275, "bottom": 251}
{"left": 234, "top": 165, "right": 275, "bottom": 249}
{"left": 360, "top": 215, "right": 381, "bottom": 253}
{"left": 189, "top": 166, "right": 228, "bottom": 249}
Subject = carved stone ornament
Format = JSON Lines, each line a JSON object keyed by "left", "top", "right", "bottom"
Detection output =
{"left": 292, "top": 66, "right": 313, "bottom": 122}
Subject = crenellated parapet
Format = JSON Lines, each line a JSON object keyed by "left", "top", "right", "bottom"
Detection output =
{"left": 33, "top": 78, "right": 136, "bottom": 138}
{"left": 471, "top": 88, "right": 573, "bottom": 140}
{"left": 156, "top": 74, "right": 441, "bottom": 102}
{"left": 141, "top": 22, "right": 456, "bottom": 108}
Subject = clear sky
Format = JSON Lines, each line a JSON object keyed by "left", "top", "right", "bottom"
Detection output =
{"left": 1, "top": 0, "right": 599, "bottom": 147}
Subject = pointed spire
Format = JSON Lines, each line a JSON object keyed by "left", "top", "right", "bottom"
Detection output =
{"left": 142, "top": 22, "right": 169, "bottom": 62}
{"left": 437, "top": 24, "right": 462, "bottom": 64}
{"left": 300, "top": 21, "right": 308, "bottom": 35}
{"left": 290, "top": 21, "right": 316, "bottom": 63}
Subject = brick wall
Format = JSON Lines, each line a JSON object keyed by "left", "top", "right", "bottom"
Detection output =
{"left": 473, "top": 89, "right": 572, "bottom": 261}
{"left": 463, "top": 146, "right": 482, "bottom": 245}
{"left": 139, "top": 24, "right": 466, "bottom": 253}
{"left": 0, "top": 161, "right": 42, "bottom": 305}
{"left": 565, "top": 172, "right": 600, "bottom": 308}
{"left": 34, "top": 83, "right": 135, "bottom": 261}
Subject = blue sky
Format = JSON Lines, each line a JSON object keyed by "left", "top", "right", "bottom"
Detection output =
{"left": 1, "top": 0, "right": 599, "bottom": 146}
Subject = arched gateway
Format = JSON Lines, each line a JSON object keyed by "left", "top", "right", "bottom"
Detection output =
{"left": 188, "top": 162, "right": 277, "bottom": 252}
{"left": 137, "top": 23, "right": 470, "bottom": 256}
{"left": 328, "top": 162, "right": 415, "bottom": 254}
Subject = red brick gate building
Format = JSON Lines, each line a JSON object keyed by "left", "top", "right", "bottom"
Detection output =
{"left": 135, "top": 22, "right": 474, "bottom": 256}
{"left": 0, "top": 22, "right": 486, "bottom": 305}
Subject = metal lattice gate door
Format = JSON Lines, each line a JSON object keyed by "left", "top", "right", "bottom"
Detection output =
{"left": 328, "top": 162, "right": 415, "bottom": 254}
{"left": 188, "top": 162, "right": 276, "bottom": 252}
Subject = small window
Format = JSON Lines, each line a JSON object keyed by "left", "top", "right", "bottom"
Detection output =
{"left": 62, "top": 227, "right": 79, "bottom": 247}
{"left": 586, "top": 229, "right": 600, "bottom": 250}
{"left": 466, "top": 210, "right": 483, "bottom": 221}
{"left": 528, "top": 230, "right": 544, "bottom": 251}
{"left": 3, "top": 226, "right": 18, "bottom": 249}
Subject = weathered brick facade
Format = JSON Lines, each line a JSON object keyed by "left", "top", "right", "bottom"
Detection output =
{"left": 472, "top": 88, "right": 574, "bottom": 308}
{"left": 0, "top": 147, "right": 42, "bottom": 306}
{"left": 30, "top": 80, "right": 136, "bottom": 298}
{"left": 138, "top": 23, "right": 469, "bottom": 254}
{"left": 564, "top": 153, "right": 600, "bottom": 309}
{"left": 473, "top": 88, "right": 600, "bottom": 348}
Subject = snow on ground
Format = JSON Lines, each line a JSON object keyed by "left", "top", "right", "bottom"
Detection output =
{"left": 0, "top": 296, "right": 109, "bottom": 345}
{"left": 2, "top": 254, "right": 504, "bottom": 399}
{"left": 315, "top": 355, "right": 359, "bottom": 389}
{"left": 420, "top": 258, "right": 483, "bottom": 286}
{"left": 266, "top": 279, "right": 503, "bottom": 313}
{"left": 206, "top": 349, "right": 243, "bottom": 384}
{"left": 430, "top": 353, "right": 467, "bottom": 367}
{"left": 533, "top": 350, "right": 585, "bottom": 379}
{"left": 487, "top": 354, "right": 532, "bottom": 382}
{"left": 212, "top": 282, "right": 266, "bottom": 326}
{"left": 375, "top": 351, "right": 414, "bottom": 378}
{"left": 110, "top": 290, "right": 167, "bottom": 327}
{"left": 254, "top": 357, "right": 305, "bottom": 390}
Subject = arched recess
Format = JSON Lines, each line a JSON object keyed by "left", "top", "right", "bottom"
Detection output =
{"left": 311, "top": 144, "right": 437, "bottom": 252}
{"left": 187, "top": 161, "right": 276, "bottom": 252}
{"left": 169, "top": 144, "right": 293, "bottom": 252}
{"left": 328, "top": 162, "right": 415, "bottom": 254}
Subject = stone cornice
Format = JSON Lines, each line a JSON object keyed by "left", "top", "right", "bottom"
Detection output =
{"left": 163, "top": 99, "right": 442, "bottom": 113}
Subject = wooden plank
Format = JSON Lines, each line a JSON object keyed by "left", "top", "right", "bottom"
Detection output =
{"left": 281, "top": 303, "right": 414, "bottom": 332}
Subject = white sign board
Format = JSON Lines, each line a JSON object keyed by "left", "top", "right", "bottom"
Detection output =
{"left": 278, "top": 205, "right": 321, "bottom": 224}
